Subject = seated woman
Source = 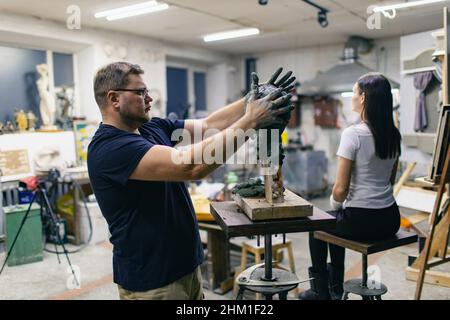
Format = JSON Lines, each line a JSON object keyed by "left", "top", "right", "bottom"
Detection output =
{"left": 299, "top": 73, "right": 402, "bottom": 300}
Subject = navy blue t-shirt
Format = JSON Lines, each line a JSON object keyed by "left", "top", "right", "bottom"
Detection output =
{"left": 87, "top": 118, "right": 204, "bottom": 291}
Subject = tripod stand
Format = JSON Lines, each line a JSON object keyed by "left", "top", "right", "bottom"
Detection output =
{"left": 0, "top": 179, "right": 79, "bottom": 287}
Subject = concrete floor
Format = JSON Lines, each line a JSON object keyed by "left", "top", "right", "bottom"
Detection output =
{"left": 0, "top": 196, "right": 449, "bottom": 300}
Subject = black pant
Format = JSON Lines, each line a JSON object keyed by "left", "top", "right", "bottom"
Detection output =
{"left": 309, "top": 203, "right": 401, "bottom": 273}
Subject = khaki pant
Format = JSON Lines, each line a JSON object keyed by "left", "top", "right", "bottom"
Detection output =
{"left": 118, "top": 266, "right": 204, "bottom": 300}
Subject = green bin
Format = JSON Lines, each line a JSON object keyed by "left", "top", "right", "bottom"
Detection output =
{"left": 4, "top": 204, "right": 43, "bottom": 266}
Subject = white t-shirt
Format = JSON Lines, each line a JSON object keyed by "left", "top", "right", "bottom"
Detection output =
{"left": 336, "top": 122, "right": 396, "bottom": 209}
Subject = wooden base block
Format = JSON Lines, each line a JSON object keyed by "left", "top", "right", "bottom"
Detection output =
{"left": 233, "top": 189, "right": 313, "bottom": 221}
{"left": 406, "top": 266, "right": 450, "bottom": 288}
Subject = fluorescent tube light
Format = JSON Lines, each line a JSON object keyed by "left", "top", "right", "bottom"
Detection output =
{"left": 95, "top": 1, "right": 169, "bottom": 21}
{"left": 372, "top": 0, "right": 448, "bottom": 13}
{"left": 106, "top": 3, "right": 169, "bottom": 20}
{"left": 203, "top": 28, "right": 260, "bottom": 42}
{"left": 95, "top": 1, "right": 158, "bottom": 18}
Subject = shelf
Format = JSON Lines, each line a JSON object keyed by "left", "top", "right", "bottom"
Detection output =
{"left": 433, "top": 50, "right": 445, "bottom": 57}
{"left": 402, "top": 66, "right": 437, "bottom": 75}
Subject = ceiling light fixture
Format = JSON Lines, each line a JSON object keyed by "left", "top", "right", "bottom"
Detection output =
{"left": 95, "top": 1, "right": 169, "bottom": 21}
{"left": 302, "top": 0, "right": 330, "bottom": 28}
{"left": 203, "top": 28, "right": 260, "bottom": 42}
{"left": 372, "top": 0, "right": 448, "bottom": 19}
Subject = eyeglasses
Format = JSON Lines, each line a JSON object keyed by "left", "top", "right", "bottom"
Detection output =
{"left": 113, "top": 88, "right": 149, "bottom": 98}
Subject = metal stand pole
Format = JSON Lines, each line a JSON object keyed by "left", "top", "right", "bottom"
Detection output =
{"left": 263, "top": 234, "right": 273, "bottom": 281}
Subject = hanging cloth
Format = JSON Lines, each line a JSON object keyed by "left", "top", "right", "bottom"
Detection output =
{"left": 414, "top": 71, "right": 434, "bottom": 132}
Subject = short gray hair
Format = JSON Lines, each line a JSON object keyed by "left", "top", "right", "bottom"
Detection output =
{"left": 93, "top": 62, "right": 144, "bottom": 108}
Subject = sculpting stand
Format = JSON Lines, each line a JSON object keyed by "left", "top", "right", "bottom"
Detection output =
{"left": 235, "top": 234, "right": 307, "bottom": 300}
{"left": 209, "top": 201, "right": 336, "bottom": 300}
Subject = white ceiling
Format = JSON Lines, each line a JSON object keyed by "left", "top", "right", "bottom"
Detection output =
{"left": 0, "top": 0, "right": 447, "bottom": 54}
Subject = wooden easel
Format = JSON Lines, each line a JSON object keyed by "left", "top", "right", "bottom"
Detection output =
{"left": 413, "top": 146, "right": 450, "bottom": 299}
{"left": 412, "top": 7, "right": 450, "bottom": 300}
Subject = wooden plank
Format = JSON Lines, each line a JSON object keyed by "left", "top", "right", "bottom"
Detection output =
{"left": 407, "top": 212, "right": 430, "bottom": 225}
{"left": 415, "top": 138, "right": 450, "bottom": 299}
{"left": 396, "top": 186, "right": 437, "bottom": 213}
{"left": 406, "top": 267, "right": 450, "bottom": 288}
{"left": 233, "top": 189, "right": 313, "bottom": 221}
{"left": 314, "top": 231, "right": 418, "bottom": 255}
{"left": 207, "top": 228, "right": 230, "bottom": 291}
{"left": 409, "top": 252, "right": 450, "bottom": 268}
{"left": 393, "top": 162, "right": 416, "bottom": 197}
{"left": 209, "top": 201, "right": 335, "bottom": 238}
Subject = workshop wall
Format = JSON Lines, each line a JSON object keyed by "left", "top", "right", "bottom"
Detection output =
{"left": 0, "top": 12, "right": 233, "bottom": 123}
{"left": 400, "top": 29, "right": 439, "bottom": 135}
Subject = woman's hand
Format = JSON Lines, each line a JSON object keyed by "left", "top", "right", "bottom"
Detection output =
{"left": 329, "top": 194, "right": 343, "bottom": 210}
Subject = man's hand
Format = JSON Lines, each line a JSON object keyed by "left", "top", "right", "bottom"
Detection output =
{"left": 245, "top": 67, "right": 296, "bottom": 103}
{"left": 265, "top": 67, "right": 296, "bottom": 92}
{"left": 245, "top": 73, "right": 293, "bottom": 130}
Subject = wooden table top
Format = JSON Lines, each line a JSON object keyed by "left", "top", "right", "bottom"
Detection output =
{"left": 210, "top": 201, "right": 336, "bottom": 237}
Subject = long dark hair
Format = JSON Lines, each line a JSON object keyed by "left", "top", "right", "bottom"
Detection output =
{"left": 357, "top": 73, "right": 401, "bottom": 159}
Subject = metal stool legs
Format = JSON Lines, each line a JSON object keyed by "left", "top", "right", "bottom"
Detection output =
{"left": 342, "top": 253, "right": 388, "bottom": 300}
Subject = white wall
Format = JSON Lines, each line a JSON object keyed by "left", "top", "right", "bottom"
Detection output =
{"left": 398, "top": 29, "right": 439, "bottom": 177}
{"left": 0, "top": 12, "right": 232, "bottom": 122}
{"left": 206, "top": 63, "right": 229, "bottom": 111}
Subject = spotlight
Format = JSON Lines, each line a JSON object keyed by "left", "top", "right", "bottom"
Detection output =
{"left": 317, "top": 10, "right": 328, "bottom": 28}
{"left": 258, "top": 0, "right": 268, "bottom": 5}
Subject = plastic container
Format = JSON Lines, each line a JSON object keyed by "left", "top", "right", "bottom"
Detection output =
{"left": 4, "top": 203, "right": 43, "bottom": 266}
{"left": 77, "top": 201, "right": 109, "bottom": 245}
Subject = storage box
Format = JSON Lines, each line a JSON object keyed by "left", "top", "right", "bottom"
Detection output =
{"left": 4, "top": 203, "right": 43, "bottom": 266}
{"left": 77, "top": 201, "right": 109, "bottom": 244}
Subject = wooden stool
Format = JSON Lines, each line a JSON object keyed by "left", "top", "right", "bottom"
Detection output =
{"left": 314, "top": 230, "right": 418, "bottom": 300}
{"left": 233, "top": 236, "right": 297, "bottom": 298}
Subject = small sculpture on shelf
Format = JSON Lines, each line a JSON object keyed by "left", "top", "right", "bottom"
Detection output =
{"left": 55, "top": 86, "right": 74, "bottom": 130}
{"left": 14, "top": 109, "right": 28, "bottom": 132}
{"left": 26, "top": 110, "right": 37, "bottom": 131}
{"left": 4, "top": 121, "right": 16, "bottom": 133}
{"left": 36, "top": 63, "right": 57, "bottom": 130}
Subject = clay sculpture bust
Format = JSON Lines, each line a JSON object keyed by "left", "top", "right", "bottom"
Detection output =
{"left": 247, "top": 68, "right": 295, "bottom": 167}
{"left": 239, "top": 68, "right": 296, "bottom": 199}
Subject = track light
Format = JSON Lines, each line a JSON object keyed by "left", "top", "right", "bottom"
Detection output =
{"left": 317, "top": 10, "right": 328, "bottom": 28}
{"left": 256, "top": 0, "right": 330, "bottom": 27}
{"left": 302, "top": 0, "right": 330, "bottom": 28}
